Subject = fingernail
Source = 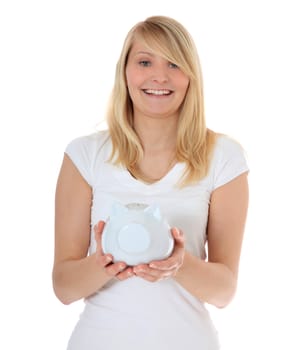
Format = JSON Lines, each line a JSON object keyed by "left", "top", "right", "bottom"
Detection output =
{"left": 174, "top": 227, "right": 180, "bottom": 235}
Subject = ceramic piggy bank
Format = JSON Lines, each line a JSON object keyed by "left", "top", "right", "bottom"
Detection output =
{"left": 101, "top": 202, "right": 174, "bottom": 266}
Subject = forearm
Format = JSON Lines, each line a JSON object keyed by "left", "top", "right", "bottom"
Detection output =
{"left": 174, "top": 251, "right": 237, "bottom": 308}
{"left": 52, "top": 254, "right": 112, "bottom": 305}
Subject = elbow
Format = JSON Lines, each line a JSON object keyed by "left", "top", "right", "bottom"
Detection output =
{"left": 214, "top": 295, "right": 234, "bottom": 309}
{"left": 53, "top": 281, "right": 74, "bottom": 305}
{"left": 52, "top": 270, "right": 77, "bottom": 305}
{"left": 212, "top": 278, "right": 237, "bottom": 309}
{"left": 55, "top": 292, "right": 73, "bottom": 306}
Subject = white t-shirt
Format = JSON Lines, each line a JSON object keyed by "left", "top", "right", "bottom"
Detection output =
{"left": 64, "top": 130, "right": 249, "bottom": 350}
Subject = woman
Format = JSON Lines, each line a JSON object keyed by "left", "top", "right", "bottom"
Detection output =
{"left": 53, "top": 15, "right": 249, "bottom": 350}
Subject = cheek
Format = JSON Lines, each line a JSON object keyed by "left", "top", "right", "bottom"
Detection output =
{"left": 126, "top": 67, "right": 140, "bottom": 89}
{"left": 182, "top": 80, "right": 190, "bottom": 99}
{"left": 181, "top": 76, "right": 190, "bottom": 91}
{"left": 125, "top": 72, "right": 139, "bottom": 102}
{"left": 177, "top": 80, "right": 189, "bottom": 98}
{"left": 173, "top": 72, "right": 189, "bottom": 92}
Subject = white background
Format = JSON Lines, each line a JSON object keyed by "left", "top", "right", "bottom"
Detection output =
{"left": 1, "top": 0, "right": 293, "bottom": 349}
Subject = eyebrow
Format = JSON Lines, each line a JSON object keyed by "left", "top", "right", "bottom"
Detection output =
{"left": 134, "top": 51, "right": 154, "bottom": 57}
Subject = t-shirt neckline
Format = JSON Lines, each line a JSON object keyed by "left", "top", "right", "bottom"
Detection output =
{"left": 116, "top": 162, "right": 184, "bottom": 189}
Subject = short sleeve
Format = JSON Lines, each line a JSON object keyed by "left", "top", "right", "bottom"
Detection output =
{"left": 212, "top": 135, "right": 249, "bottom": 190}
{"left": 65, "top": 136, "right": 93, "bottom": 186}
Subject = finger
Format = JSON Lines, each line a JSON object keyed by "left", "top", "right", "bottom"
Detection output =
{"left": 96, "top": 254, "right": 113, "bottom": 267}
{"left": 136, "top": 272, "right": 158, "bottom": 282}
{"left": 149, "top": 246, "right": 185, "bottom": 270}
{"left": 132, "top": 264, "right": 149, "bottom": 275}
{"left": 104, "top": 261, "right": 127, "bottom": 277}
{"left": 135, "top": 271, "right": 170, "bottom": 282}
{"left": 116, "top": 267, "right": 134, "bottom": 281}
{"left": 133, "top": 265, "right": 169, "bottom": 278}
{"left": 94, "top": 221, "right": 105, "bottom": 254}
{"left": 149, "top": 257, "right": 179, "bottom": 271}
{"left": 171, "top": 227, "right": 185, "bottom": 247}
{"left": 94, "top": 221, "right": 105, "bottom": 241}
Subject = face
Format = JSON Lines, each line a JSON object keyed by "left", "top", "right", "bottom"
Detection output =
{"left": 125, "top": 41, "right": 190, "bottom": 121}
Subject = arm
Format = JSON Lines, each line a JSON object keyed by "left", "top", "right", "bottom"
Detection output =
{"left": 52, "top": 154, "right": 133, "bottom": 305}
{"left": 134, "top": 172, "right": 249, "bottom": 308}
{"left": 175, "top": 172, "right": 249, "bottom": 307}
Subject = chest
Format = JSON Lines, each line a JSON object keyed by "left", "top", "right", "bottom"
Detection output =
{"left": 89, "top": 161, "right": 212, "bottom": 257}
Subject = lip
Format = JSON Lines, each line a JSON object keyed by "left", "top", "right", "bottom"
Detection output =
{"left": 142, "top": 89, "right": 173, "bottom": 96}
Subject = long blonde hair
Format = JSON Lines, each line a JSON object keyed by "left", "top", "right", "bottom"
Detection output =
{"left": 107, "top": 15, "right": 216, "bottom": 187}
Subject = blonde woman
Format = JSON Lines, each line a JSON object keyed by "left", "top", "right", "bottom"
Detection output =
{"left": 53, "top": 16, "right": 249, "bottom": 350}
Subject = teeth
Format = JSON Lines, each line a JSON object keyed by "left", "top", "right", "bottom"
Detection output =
{"left": 144, "top": 89, "right": 171, "bottom": 95}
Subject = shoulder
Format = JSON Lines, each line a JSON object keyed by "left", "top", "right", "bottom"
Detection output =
{"left": 214, "top": 133, "right": 246, "bottom": 155}
{"left": 65, "top": 129, "right": 111, "bottom": 154}
{"left": 63, "top": 129, "right": 111, "bottom": 186}
{"left": 211, "top": 133, "right": 248, "bottom": 167}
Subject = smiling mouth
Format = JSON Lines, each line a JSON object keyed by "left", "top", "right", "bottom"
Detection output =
{"left": 143, "top": 89, "right": 173, "bottom": 96}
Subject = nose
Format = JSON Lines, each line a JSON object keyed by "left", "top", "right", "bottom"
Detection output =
{"left": 150, "top": 65, "right": 169, "bottom": 83}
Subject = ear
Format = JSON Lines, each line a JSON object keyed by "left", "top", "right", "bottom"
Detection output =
{"left": 110, "top": 202, "right": 128, "bottom": 218}
{"left": 144, "top": 203, "right": 162, "bottom": 221}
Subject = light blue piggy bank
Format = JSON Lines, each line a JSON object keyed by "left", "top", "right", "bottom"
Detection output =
{"left": 101, "top": 202, "right": 174, "bottom": 266}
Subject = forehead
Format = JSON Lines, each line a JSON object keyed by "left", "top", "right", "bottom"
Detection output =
{"left": 129, "top": 41, "right": 152, "bottom": 54}
{"left": 128, "top": 40, "right": 164, "bottom": 59}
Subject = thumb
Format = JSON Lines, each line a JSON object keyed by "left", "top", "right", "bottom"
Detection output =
{"left": 171, "top": 227, "right": 185, "bottom": 245}
{"left": 94, "top": 221, "right": 105, "bottom": 241}
{"left": 94, "top": 221, "right": 105, "bottom": 253}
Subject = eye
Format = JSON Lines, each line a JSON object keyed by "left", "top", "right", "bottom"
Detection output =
{"left": 139, "top": 60, "right": 151, "bottom": 67}
{"left": 169, "top": 62, "right": 179, "bottom": 69}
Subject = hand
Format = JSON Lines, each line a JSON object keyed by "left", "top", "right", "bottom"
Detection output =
{"left": 94, "top": 221, "right": 134, "bottom": 281}
{"left": 133, "top": 227, "right": 185, "bottom": 282}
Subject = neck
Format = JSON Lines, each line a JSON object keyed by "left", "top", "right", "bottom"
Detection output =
{"left": 133, "top": 114, "right": 178, "bottom": 152}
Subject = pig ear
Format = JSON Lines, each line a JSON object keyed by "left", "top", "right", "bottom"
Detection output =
{"left": 144, "top": 203, "right": 162, "bottom": 221}
{"left": 110, "top": 202, "right": 128, "bottom": 218}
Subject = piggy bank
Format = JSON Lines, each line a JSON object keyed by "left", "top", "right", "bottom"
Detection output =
{"left": 101, "top": 202, "right": 174, "bottom": 266}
